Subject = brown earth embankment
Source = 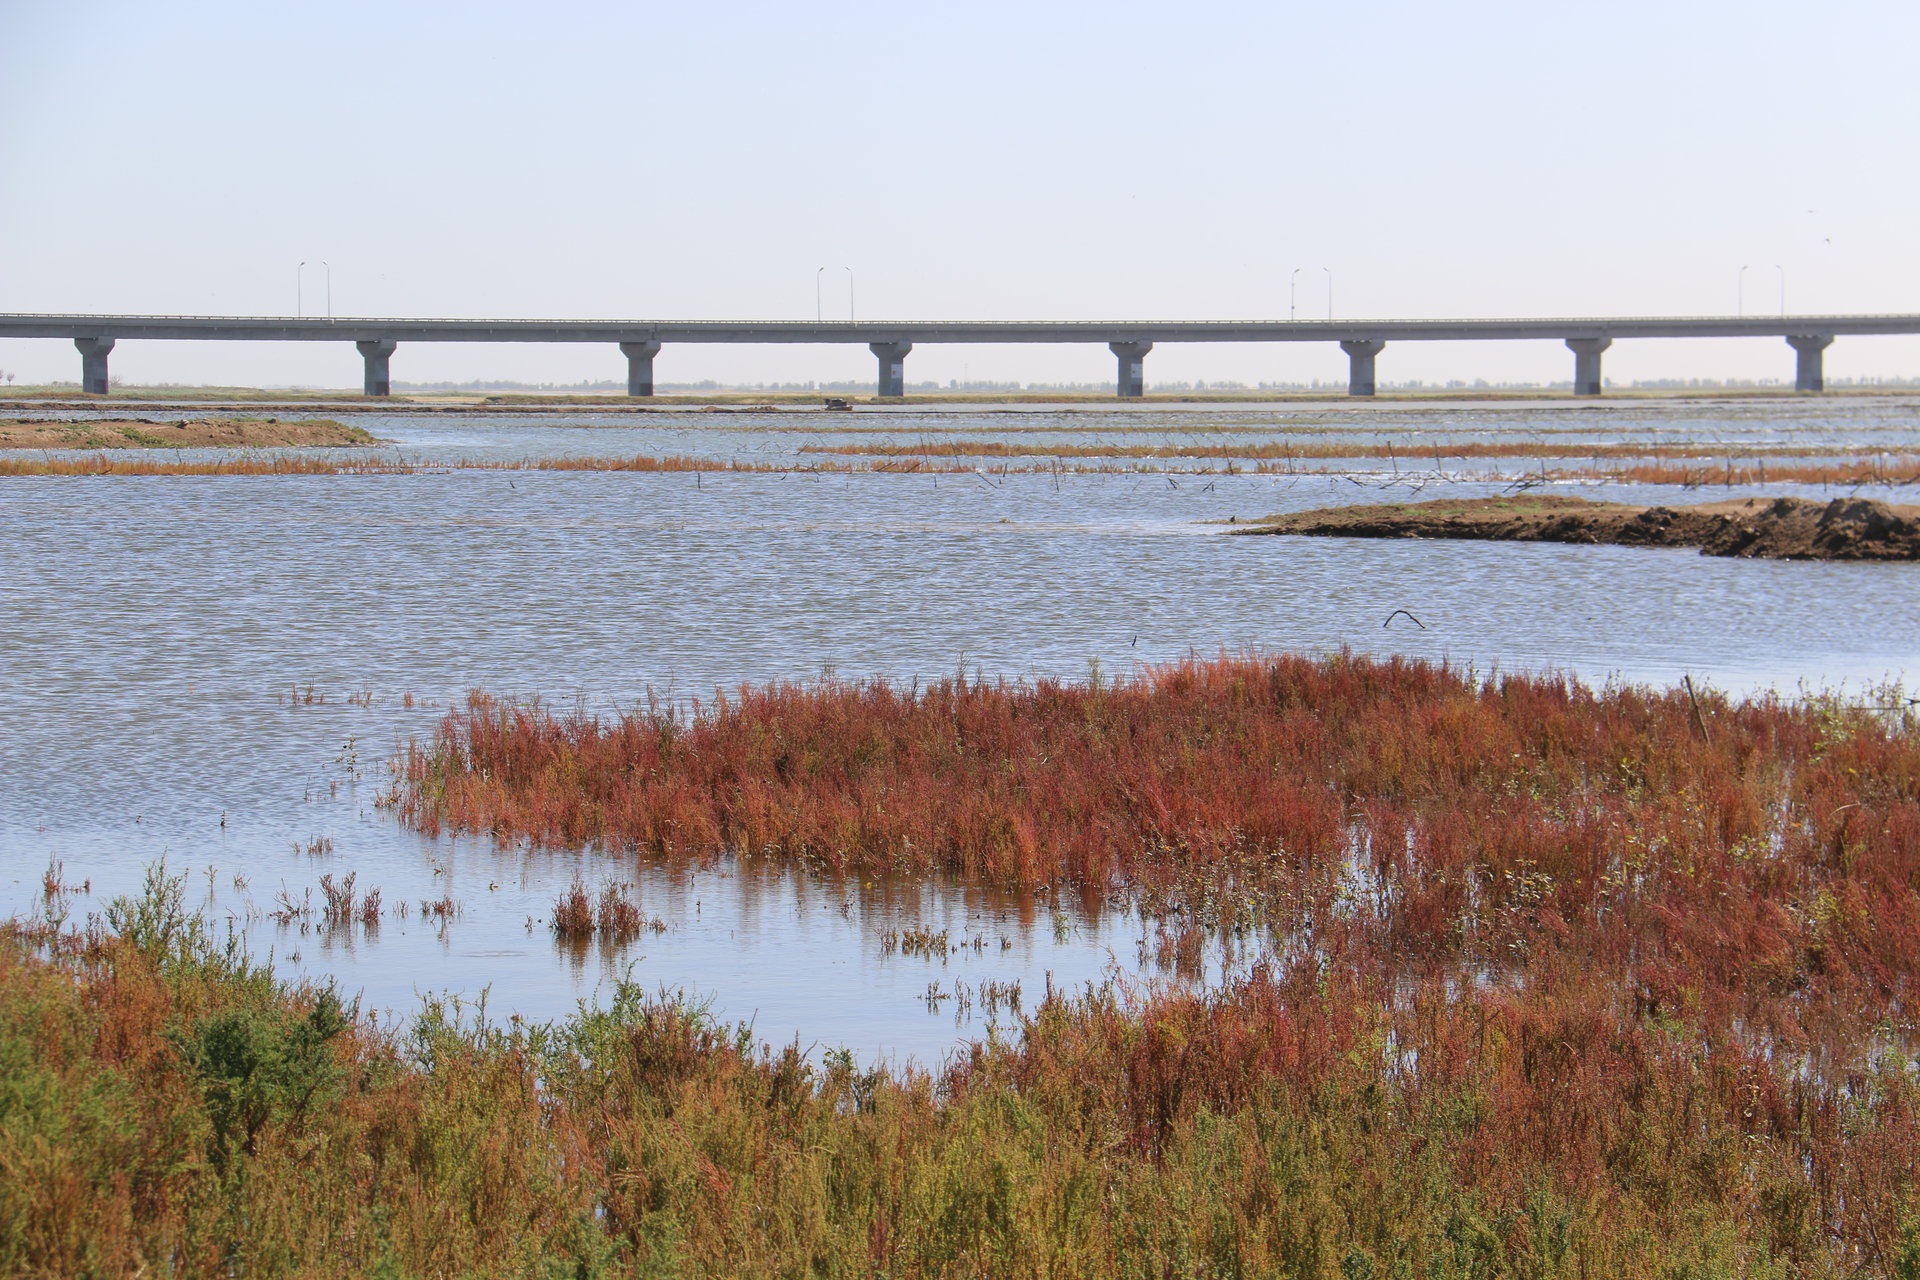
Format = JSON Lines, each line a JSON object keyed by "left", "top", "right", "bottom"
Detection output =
{"left": 1234, "top": 494, "right": 1920, "bottom": 561}
{"left": 0, "top": 418, "right": 380, "bottom": 449}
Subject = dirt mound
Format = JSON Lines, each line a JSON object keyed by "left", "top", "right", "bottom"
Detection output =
{"left": 1690, "top": 497, "right": 1920, "bottom": 560}
{"left": 0, "top": 418, "right": 380, "bottom": 449}
{"left": 1236, "top": 495, "right": 1920, "bottom": 561}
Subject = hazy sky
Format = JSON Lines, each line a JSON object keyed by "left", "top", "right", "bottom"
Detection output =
{"left": 3, "top": 0, "right": 1917, "bottom": 388}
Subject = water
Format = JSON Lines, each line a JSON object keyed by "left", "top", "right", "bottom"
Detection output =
{"left": 3, "top": 399, "right": 1916, "bottom": 1064}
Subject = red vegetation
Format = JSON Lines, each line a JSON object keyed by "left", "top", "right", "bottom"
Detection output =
{"left": 404, "top": 654, "right": 1920, "bottom": 1056}
{"left": 552, "top": 880, "right": 658, "bottom": 944}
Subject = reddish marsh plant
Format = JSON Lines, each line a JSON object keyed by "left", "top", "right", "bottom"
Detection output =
{"left": 551, "top": 883, "right": 595, "bottom": 940}
{"left": 403, "top": 653, "right": 1920, "bottom": 1058}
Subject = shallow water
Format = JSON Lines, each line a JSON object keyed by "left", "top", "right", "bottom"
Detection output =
{"left": 3, "top": 400, "right": 1917, "bottom": 1064}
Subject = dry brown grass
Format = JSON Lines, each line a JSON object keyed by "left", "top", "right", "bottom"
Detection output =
{"left": 797, "top": 438, "right": 1911, "bottom": 462}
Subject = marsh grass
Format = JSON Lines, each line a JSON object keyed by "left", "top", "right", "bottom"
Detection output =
{"left": 798, "top": 438, "right": 1920, "bottom": 486}
{"left": 6, "top": 446, "right": 1917, "bottom": 485}
{"left": 5, "top": 860, "right": 1920, "bottom": 1277}
{"left": 0, "top": 452, "right": 854, "bottom": 478}
{"left": 798, "top": 438, "right": 1912, "bottom": 462}
{"left": 403, "top": 653, "right": 1920, "bottom": 1074}
{"left": 1605, "top": 456, "right": 1920, "bottom": 487}
{"left": 552, "top": 880, "right": 664, "bottom": 946}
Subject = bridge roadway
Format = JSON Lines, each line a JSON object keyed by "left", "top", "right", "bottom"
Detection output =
{"left": 5, "top": 312, "right": 1918, "bottom": 398}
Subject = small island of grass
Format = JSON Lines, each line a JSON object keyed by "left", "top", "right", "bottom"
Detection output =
{"left": 1232, "top": 493, "right": 1920, "bottom": 561}
{"left": 0, "top": 417, "right": 382, "bottom": 449}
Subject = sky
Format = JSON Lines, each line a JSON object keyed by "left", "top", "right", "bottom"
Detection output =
{"left": 2, "top": 0, "right": 1917, "bottom": 389}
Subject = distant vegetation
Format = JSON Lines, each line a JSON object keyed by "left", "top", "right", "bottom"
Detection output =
{"left": 7, "top": 445, "right": 1917, "bottom": 486}
{"left": 0, "top": 417, "right": 375, "bottom": 450}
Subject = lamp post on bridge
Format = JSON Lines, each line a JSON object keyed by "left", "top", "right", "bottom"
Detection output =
{"left": 844, "top": 267, "right": 855, "bottom": 323}
{"left": 1290, "top": 267, "right": 1301, "bottom": 321}
{"left": 1738, "top": 264, "right": 1750, "bottom": 317}
{"left": 297, "top": 261, "right": 333, "bottom": 319}
{"left": 816, "top": 267, "right": 825, "bottom": 322}
{"left": 1322, "top": 267, "right": 1333, "bottom": 320}
{"left": 1775, "top": 265, "right": 1785, "bottom": 317}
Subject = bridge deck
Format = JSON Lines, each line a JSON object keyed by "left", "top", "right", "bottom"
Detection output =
{"left": 4, "top": 313, "right": 1919, "bottom": 343}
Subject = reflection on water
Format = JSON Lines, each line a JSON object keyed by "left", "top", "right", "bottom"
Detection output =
{"left": 2, "top": 401, "right": 1917, "bottom": 1064}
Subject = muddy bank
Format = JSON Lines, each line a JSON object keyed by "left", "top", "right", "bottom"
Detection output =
{"left": 0, "top": 418, "right": 380, "bottom": 449}
{"left": 1233, "top": 494, "right": 1920, "bottom": 561}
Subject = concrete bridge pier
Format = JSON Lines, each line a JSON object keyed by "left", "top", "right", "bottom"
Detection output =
{"left": 1339, "top": 339, "right": 1385, "bottom": 396}
{"left": 1109, "top": 341, "right": 1153, "bottom": 398}
{"left": 620, "top": 340, "right": 662, "bottom": 397}
{"left": 1566, "top": 337, "right": 1612, "bottom": 396}
{"left": 869, "top": 341, "right": 912, "bottom": 398}
{"left": 74, "top": 337, "right": 115, "bottom": 394}
{"left": 1787, "top": 334, "right": 1834, "bottom": 392}
{"left": 355, "top": 339, "right": 397, "bottom": 397}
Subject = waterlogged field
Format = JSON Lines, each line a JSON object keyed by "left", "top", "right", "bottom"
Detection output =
{"left": 3, "top": 398, "right": 1920, "bottom": 1275}
{"left": 3, "top": 399, "right": 1918, "bottom": 1055}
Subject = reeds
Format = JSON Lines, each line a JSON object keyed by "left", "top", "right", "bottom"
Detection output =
{"left": 0, "top": 452, "right": 416, "bottom": 477}
{"left": 1604, "top": 455, "right": 1920, "bottom": 487}
{"left": 552, "top": 880, "right": 662, "bottom": 944}
{"left": 798, "top": 438, "right": 1916, "bottom": 463}
{"left": 5, "top": 889, "right": 1918, "bottom": 1276}
{"left": 0, "top": 452, "right": 850, "bottom": 478}
{"left": 8, "top": 446, "right": 1915, "bottom": 483}
{"left": 551, "top": 882, "right": 595, "bottom": 938}
{"left": 317, "top": 872, "right": 358, "bottom": 925}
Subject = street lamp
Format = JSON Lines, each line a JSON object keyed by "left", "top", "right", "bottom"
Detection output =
{"left": 1321, "top": 267, "right": 1333, "bottom": 321}
{"left": 844, "top": 266, "right": 854, "bottom": 323}
{"left": 299, "top": 261, "right": 334, "bottom": 319}
{"left": 816, "top": 266, "right": 825, "bottom": 322}
{"left": 1738, "top": 264, "right": 1751, "bottom": 316}
{"left": 1775, "top": 264, "right": 1785, "bottom": 317}
{"left": 1290, "top": 267, "right": 1301, "bottom": 321}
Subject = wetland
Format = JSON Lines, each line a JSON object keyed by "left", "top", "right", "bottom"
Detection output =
{"left": 4, "top": 394, "right": 1919, "bottom": 1276}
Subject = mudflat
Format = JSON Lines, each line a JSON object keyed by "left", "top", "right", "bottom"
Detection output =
{"left": 1234, "top": 494, "right": 1920, "bottom": 561}
{"left": 0, "top": 417, "right": 380, "bottom": 449}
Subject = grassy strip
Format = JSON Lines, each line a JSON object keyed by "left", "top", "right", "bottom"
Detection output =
{"left": 0, "top": 453, "right": 798, "bottom": 478}
{"left": 0, "top": 454, "right": 417, "bottom": 476}
{"left": 797, "top": 439, "right": 1920, "bottom": 463}
{"left": 1606, "top": 458, "right": 1920, "bottom": 486}
{"left": 0, "top": 418, "right": 377, "bottom": 449}
{"left": 5, "top": 449, "right": 1919, "bottom": 485}
{"left": 6, "top": 867, "right": 1919, "bottom": 1277}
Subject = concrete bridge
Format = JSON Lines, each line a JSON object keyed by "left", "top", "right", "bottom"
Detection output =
{"left": 4, "top": 312, "right": 1918, "bottom": 399}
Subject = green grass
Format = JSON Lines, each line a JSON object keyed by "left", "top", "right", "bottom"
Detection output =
{"left": 9, "top": 808, "right": 1920, "bottom": 1274}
